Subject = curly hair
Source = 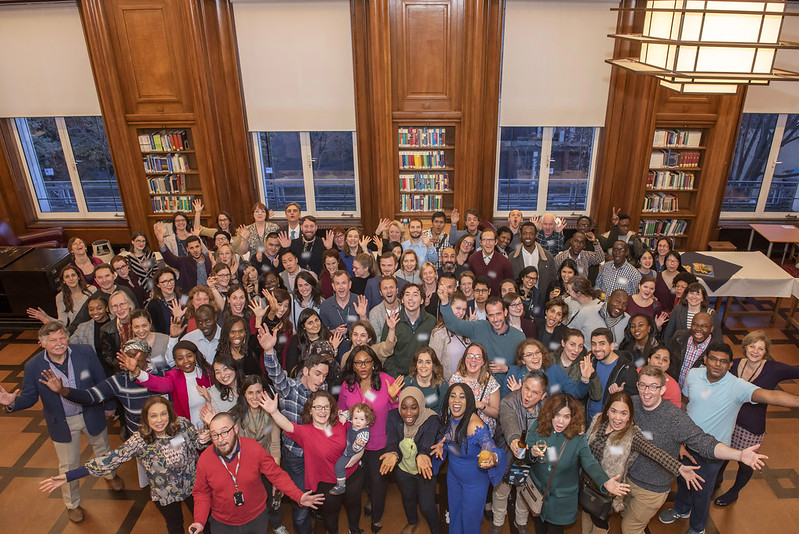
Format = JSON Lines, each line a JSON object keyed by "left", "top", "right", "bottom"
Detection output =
{"left": 186, "top": 286, "right": 218, "bottom": 319}
{"left": 536, "top": 393, "right": 584, "bottom": 439}
{"left": 139, "top": 396, "right": 182, "bottom": 445}
{"left": 301, "top": 390, "right": 339, "bottom": 426}
{"left": 349, "top": 403, "right": 376, "bottom": 427}
{"left": 514, "top": 338, "right": 552, "bottom": 369}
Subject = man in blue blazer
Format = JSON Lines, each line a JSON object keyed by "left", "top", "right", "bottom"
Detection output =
{"left": 0, "top": 321, "right": 123, "bottom": 523}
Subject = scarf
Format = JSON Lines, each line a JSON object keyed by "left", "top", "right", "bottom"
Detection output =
{"left": 599, "top": 302, "right": 625, "bottom": 331}
{"left": 586, "top": 414, "right": 638, "bottom": 512}
{"left": 399, "top": 386, "right": 436, "bottom": 439}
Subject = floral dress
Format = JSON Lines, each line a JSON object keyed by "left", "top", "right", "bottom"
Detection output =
{"left": 449, "top": 373, "right": 500, "bottom": 435}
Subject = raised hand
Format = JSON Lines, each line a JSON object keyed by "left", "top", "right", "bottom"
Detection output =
{"left": 450, "top": 208, "right": 460, "bottom": 225}
{"left": 249, "top": 299, "right": 268, "bottom": 320}
{"left": 354, "top": 295, "right": 368, "bottom": 319}
{"left": 261, "top": 289, "right": 278, "bottom": 311}
{"left": 421, "top": 234, "right": 432, "bottom": 248}
{"left": 167, "top": 299, "right": 186, "bottom": 321}
{"left": 585, "top": 231, "right": 597, "bottom": 242}
{"left": 257, "top": 390, "right": 278, "bottom": 414}
{"left": 579, "top": 355, "right": 594, "bottom": 382}
{"left": 654, "top": 312, "right": 669, "bottom": 330}
{"left": 385, "top": 309, "right": 400, "bottom": 330}
{"left": 322, "top": 229, "right": 334, "bottom": 249}
{"left": 358, "top": 235, "right": 371, "bottom": 252}
{"left": 330, "top": 329, "right": 344, "bottom": 352}
{"left": 153, "top": 221, "right": 166, "bottom": 243}
{"left": 437, "top": 283, "right": 450, "bottom": 306}
{"left": 199, "top": 403, "right": 215, "bottom": 426}
{"left": 298, "top": 490, "right": 325, "bottom": 510}
{"left": 372, "top": 235, "right": 384, "bottom": 252}
{"left": 169, "top": 315, "right": 184, "bottom": 339}
{"left": 678, "top": 465, "right": 705, "bottom": 491}
{"left": 530, "top": 215, "right": 542, "bottom": 229}
{"left": 192, "top": 198, "right": 205, "bottom": 214}
{"left": 506, "top": 374, "right": 521, "bottom": 392}
{"left": 603, "top": 474, "right": 631, "bottom": 497}
{"left": 116, "top": 351, "right": 140, "bottom": 374}
{"left": 608, "top": 382, "right": 625, "bottom": 395}
{"left": 0, "top": 384, "right": 19, "bottom": 406}
{"left": 196, "top": 385, "right": 212, "bottom": 404}
{"left": 257, "top": 324, "right": 280, "bottom": 353}
{"left": 374, "top": 218, "right": 390, "bottom": 236}
{"left": 268, "top": 209, "right": 276, "bottom": 221}
{"left": 417, "top": 453, "right": 433, "bottom": 479}
{"left": 26, "top": 307, "right": 49, "bottom": 324}
{"left": 741, "top": 444, "right": 768, "bottom": 470}
{"left": 387, "top": 375, "right": 404, "bottom": 399}
{"left": 39, "top": 369, "right": 64, "bottom": 394}
{"left": 39, "top": 474, "right": 67, "bottom": 494}
{"left": 379, "top": 452, "right": 398, "bottom": 475}
{"left": 611, "top": 206, "right": 621, "bottom": 226}
{"left": 277, "top": 230, "right": 291, "bottom": 249}
{"left": 237, "top": 225, "right": 251, "bottom": 241}
{"left": 554, "top": 217, "right": 567, "bottom": 233}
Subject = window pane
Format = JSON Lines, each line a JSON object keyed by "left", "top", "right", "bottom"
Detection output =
{"left": 16, "top": 117, "right": 78, "bottom": 213}
{"left": 309, "top": 131, "right": 357, "bottom": 212}
{"left": 765, "top": 114, "right": 799, "bottom": 212}
{"left": 259, "top": 132, "right": 306, "bottom": 211}
{"left": 722, "top": 113, "right": 779, "bottom": 212}
{"left": 64, "top": 116, "right": 122, "bottom": 212}
{"left": 547, "top": 127, "right": 593, "bottom": 211}
{"left": 497, "top": 127, "right": 542, "bottom": 211}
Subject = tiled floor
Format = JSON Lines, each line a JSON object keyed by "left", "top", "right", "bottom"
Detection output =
{"left": 0, "top": 299, "right": 797, "bottom": 534}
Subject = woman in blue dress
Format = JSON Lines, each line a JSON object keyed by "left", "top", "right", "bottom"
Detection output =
{"left": 431, "top": 383, "right": 506, "bottom": 534}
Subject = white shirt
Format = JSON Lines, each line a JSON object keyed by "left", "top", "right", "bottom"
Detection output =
{"left": 167, "top": 326, "right": 222, "bottom": 365}
{"left": 522, "top": 245, "right": 540, "bottom": 268}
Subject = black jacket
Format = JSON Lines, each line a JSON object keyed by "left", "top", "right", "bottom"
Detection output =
{"left": 589, "top": 351, "right": 639, "bottom": 408}
{"left": 384, "top": 409, "right": 440, "bottom": 460}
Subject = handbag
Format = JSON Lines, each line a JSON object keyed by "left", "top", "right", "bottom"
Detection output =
{"left": 519, "top": 439, "right": 568, "bottom": 516}
{"left": 578, "top": 473, "right": 614, "bottom": 521}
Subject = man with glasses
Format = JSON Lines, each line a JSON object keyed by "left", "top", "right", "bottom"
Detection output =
{"left": 472, "top": 277, "right": 492, "bottom": 320}
{"left": 259, "top": 326, "right": 330, "bottom": 534}
{"left": 658, "top": 343, "right": 799, "bottom": 534}
{"left": 110, "top": 255, "right": 147, "bottom": 306}
{"left": 622, "top": 365, "right": 767, "bottom": 534}
{"left": 190, "top": 412, "right": 324, "bottom": 534}
{"left": 510, "top": 222, "right": 556, "bottom": 300}
{"left": 468, "top": 228, "right": 514, "bottom": 297}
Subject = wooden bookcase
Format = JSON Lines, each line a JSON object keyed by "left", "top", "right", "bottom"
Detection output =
{"left": 639, "top": 127, "right": 705, "bottom": 249}
{"left": 395, "top": 123, "right": 456, "bottom": 218}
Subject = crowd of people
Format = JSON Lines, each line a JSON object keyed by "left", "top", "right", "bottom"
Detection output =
{"left": 3, "top": 201, "right": 798, "bottom": 534}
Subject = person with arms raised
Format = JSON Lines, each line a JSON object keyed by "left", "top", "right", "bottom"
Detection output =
{"left": 382, "top": 283, "right": 436, "bottom": 378}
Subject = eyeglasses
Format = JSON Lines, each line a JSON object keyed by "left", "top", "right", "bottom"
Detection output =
{"left": 353, "top": 360, "right": 373, "bottom": 367}
{"left": 465, "top": 353, "right": 484, "bottom": 361}
{"left": 523, "top": 275, "right": 538, "bottom": 282}
{"left": 210, "top": 427, "right": 234, "bottom": 440}
{"left": 217, "top": 273, "right": 231, "bottom": 278}
{"left": 312, "top": 405, "right": 331, "bottom": 411}
{"left": 510, "top": 301, "right": 524, "bottom": 308}
{"left": 481, "top": 238, "right": 496, "bottom": 243}
{"left": 474, "top": 288, "right": 489, "bottom": 294}
{"left": 159, "top": 279, "right": 175, "bottom": 285}
{"left": 636, "top": 382, "right": 663, "bottom": 392}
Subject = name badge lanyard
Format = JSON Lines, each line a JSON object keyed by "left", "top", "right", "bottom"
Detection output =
{"left": 219, "top": 449, "right": 242, "bottom": 495}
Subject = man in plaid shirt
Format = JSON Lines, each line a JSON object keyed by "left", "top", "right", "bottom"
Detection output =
{"left": 259, "top": 325, "right": 329, "bottom": 534}
{"left": 422, "top": 210, "right": 450, "bottom": 269}
{"left": 595, "top": 241, "right": 641, "bottom": 297}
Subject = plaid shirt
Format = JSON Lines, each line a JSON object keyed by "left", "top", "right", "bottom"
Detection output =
{"left": 537, "top": 231, "right": 564, "bottom": 256}
{"left": 553, "top": 241, "right": 606, "bottom": 278}
{"left": 423, "top": 229, "right": 450, "bottom": 269}
{"left": 263, "top": 349, "right": 327, "bottom": 457}
{"left": 679, "top": 336, "right": 711, "bottom": 388}
{"left": 595, "top": 260, "right": 641, "bottom": 296}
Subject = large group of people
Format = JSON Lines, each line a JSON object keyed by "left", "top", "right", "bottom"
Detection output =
{"left": 3, "top": 202, "right": 798, "bottom": 534}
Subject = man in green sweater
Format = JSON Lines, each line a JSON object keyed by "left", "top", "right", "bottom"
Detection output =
{"left": 437, "top": 284, "right": 526, "bottom": 386}
{"left": 381, "top": 283, "right": 436, "bottom": 377}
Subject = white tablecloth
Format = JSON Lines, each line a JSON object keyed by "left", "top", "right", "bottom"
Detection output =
{"left": 693, "top": 251, "right": 795, "bottom": 298}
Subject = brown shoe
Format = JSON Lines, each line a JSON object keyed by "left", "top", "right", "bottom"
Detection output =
{"left": 67, "top": 506, "right": 84, "bottom": 523}
{"left": 515, "top": 523, "right": 531, "bottom": 534}
{"left": 488, "top": 525, "right": 503, "bottom": 534}
{"left": 106, "top": 475, "right": 124, "bottom": 492}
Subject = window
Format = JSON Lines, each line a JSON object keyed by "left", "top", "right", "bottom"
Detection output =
{"left": 721, "top": 113, "right": 799, "bottom": 217}
{"left": 253, "top": 131, "right": 359, "bottom": 217}
{"left": 13, "top": 116, "right": 123, "bottom": 219}
{"left": 495, "top": 126, "right": 599, "bottom": 216}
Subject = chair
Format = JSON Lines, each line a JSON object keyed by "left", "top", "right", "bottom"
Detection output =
{"left": 0, "top": 220, "right": 66, "bottom": 248}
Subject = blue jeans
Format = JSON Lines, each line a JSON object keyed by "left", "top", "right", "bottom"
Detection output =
{"left": 673, "top": 454, "right": 723, "bottom": 533}
{"left": 283, "top": 447, "right": 313, "bottom": 534}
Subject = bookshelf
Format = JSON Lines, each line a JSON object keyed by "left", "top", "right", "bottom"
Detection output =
{"left": 396, "top": 124, "right": 456, "bottom": 217}
{"left": 137, "top": 127, "right": 203, "bottom": 216}
{"left": 638, "top": 127, "right": 705, "bottom": 249}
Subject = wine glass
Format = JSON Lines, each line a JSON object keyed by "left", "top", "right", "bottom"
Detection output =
{"left": 535, "top": 439, "right": 548, "bottom": 463}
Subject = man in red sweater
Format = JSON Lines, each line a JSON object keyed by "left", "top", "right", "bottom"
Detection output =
{"left": 189, "top": 413, "right": 324, "bottom": 533}
{"left": 467, "top": 227, "right": 514, "bottom": 297}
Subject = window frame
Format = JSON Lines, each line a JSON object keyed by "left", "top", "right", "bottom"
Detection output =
{"left": 721, "top": 113, "right": 796, "bottom": 220}
{"left": 12, "top": 116, "right": 123, "bottom": 220}
{"left": 252, "top": 130, "right": 360, "bottom": 220}
{"left": 492, "top": 126, "right": 600, "bottom": 219}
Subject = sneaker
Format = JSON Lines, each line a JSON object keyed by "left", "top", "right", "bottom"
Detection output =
{"left": 329, "top": 485, "right": 346, "bottom": 495}
{"left": 273, "top": 527, "right": 289, "bottom": 534}
{"left": 658, "top": 508, "right": 690, "bottom": 524}
{"left": 67, "top": 506, "right": 84, "bottom": 523}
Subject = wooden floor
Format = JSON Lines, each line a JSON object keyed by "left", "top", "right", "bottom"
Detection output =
{"left": 1, "top": 297, "right": 797, "bottom": 533}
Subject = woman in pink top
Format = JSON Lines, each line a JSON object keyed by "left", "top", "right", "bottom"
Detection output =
{"left": 261, "top": 390, "right": 363, "bottom": 534}
{"left": 339, "top": 345, "right": 403, "bottom": 533}
{"left": 639, "top": 344, "right": 681, "bottom": 407}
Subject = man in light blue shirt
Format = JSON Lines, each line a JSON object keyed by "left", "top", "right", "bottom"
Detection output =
{"left": 401, "top": 218, "right": 438, "bottom": 266}
{"left": 167, "top": 304, "right": 220, "bottom": 364}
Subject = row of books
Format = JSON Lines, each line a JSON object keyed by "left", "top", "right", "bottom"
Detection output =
{"left": 400, "top": 194, "right": 444, "bottom": 212}
{"left": 649, "top": 150, "right": 700, "bottom": 169}
{"left": 643, "top": 193, "right": 679, "bottom": 213}
{"left": 399, "top": 173, "right": 450, "bottom": 191}
{"left": 639, "top": 219, "right": 688, "bottom": 236}
{"left": 143, "top": 154, "right": 191, "bottom": 174}
{"left": 652, "top": 129, "right": 702, "bottom": 147}
{"left": 138, "top": 130, "right": 190, "bottom": 152}
{"left": 398, "top": 127, "right": 449, "bottom": 147}
{"left": 646, "top": 170, "right": 695, "bottom": 190}
{"left": 398, "top": 151, "right": 447, "bottom": 170}
{"left": 151, "top": 195, "right": 196, "bottom": 213}
{"left": 148, "top": 175, "right": 187, "bottom": 195}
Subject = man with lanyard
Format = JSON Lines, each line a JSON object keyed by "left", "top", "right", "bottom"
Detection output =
{"left": 319, "top": 270, "right": 368, "bottom": 358}
{"left": 595, "top": 241, "right": 641, "bottom": 297}
{"left": 258, "top": 326, "right": 330, "bottom": 534}
{"left": 382, "top": 283, "right": 436, "bottom": 377}
{"left": 168, "top": 304, "right": 221, "bottom": 365}
{"left": 490, "top": 369, "right": 549, "bottom": 534}
{"left": 0, "top": 322, "right": 122, "bottom": 523}
{"left": 659, "top": 342, "right": 799, "bottom": 534}
{"left": 553, "top": 231, "right": 605, "bottom": 279}
{"left": 189, "top": 412, "right": 324, "bottom": 533}
{"left": 422, "top": 210, "right": 451, "bottom": 268}
{"left": 568, "top": 289, "right": 630, "bottom": 350}
{"left": 438, "top": 286, "right": 526, "bottom": 383}
{"left": 667, "top": 311, "right": 714, "bottom": 388}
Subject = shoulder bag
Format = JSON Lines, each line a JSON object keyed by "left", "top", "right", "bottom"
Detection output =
{"left": 578, "top": 470, "right": 614, "bottom": 522}
{"left": 519, "top": 438, "right": 568, "bottom": 516}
